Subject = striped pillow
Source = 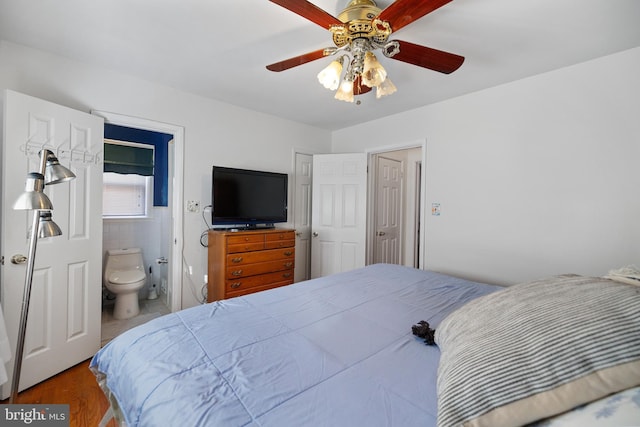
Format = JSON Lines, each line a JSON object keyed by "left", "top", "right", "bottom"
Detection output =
{"left": 434, "top": 274, "right": 640, "bottom": 427}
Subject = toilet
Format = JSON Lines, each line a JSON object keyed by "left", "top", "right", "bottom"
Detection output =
{"left": 104, "top": 248, "right": 147, "bottom": 320}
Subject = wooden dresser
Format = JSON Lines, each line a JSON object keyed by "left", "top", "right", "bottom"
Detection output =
{"left": 207, "top": 228, "right": 295, "bottom": 302}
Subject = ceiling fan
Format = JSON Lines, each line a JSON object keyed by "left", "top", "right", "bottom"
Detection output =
{"left": 266, "top": 0, "right": 465, "bottom": 102}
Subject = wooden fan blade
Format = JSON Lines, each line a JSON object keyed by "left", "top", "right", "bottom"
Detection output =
{"left": 390, "top": 40, "right": 464, "bottom": 74}
{"left": 269, "top": 0, "right": 343, "bottom": 29}
{"left": 377, "top": 0, "right": 453, "bottom": 33}
{"left": 266, "top": 48, "right": 327, "bottom": 72}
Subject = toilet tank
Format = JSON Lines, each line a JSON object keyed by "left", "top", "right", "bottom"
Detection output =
{"left": 105, "top": 248, "right": 145, "bottom": 271}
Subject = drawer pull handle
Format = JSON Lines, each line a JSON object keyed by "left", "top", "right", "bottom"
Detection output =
{"left": 232, "top": 257, "right": 243, "bottom": 263}
{"left": 284, "top": 262, "right": 293, "bottom": 268}
{"left": 231, "top": 270, "right": 243, "bottom": 276}
{"left": 282, "top": 273, "right": 292, "bottom": 278}
{"left": 231, "top": 282, "right": 241, "bottom": 289}
{"left": 284, "top": 251, "right": 293, "bottom": 256}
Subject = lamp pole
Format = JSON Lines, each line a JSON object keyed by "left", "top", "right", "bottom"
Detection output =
{"left": 9, "top": 209, "right": 41, "bottom": 403}
{"left": 9, "top": 151, "right": 70, "bottom": 403}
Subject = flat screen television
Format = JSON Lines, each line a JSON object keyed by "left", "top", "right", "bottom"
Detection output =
{"left": 211, "top": 166, "right": 288, "bottom": 228}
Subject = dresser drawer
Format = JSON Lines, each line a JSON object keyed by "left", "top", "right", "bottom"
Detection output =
{"left": 265, "top": 231, "right": 295, "bottom": 242}
{"left": 225, "top": 270, "right": 294, "bottom": 294}
{"left": 226, "top": 234, "right": 265, "bottom": 253}
{"left": 227, "top": 242, "right": 265, "bottom": 253}
{"left": 265, "top": 239, "right": 295, "bottom": 249}
{"left": 226, "top": 259, "right": 295, "bottom": 279}
{"left": 227, "top": 248, "right": 294, "bottom": 266}
{"left": 227, "top": 234, "right": 265, "bottom": 245}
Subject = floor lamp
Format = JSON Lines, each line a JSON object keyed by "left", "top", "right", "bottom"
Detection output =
{"left": 9, "top": 149, "right": 76, "bottom": 403}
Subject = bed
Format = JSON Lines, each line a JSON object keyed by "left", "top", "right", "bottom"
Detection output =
{"left": 90, "top": 263, "right": 640, "bottom": 427}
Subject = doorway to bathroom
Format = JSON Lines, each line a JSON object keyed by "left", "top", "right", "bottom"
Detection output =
{"left": 92, "top": 110, "right": 185, "bottom": 345}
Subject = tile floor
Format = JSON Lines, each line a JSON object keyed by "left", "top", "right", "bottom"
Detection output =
{"left": 101, "top": 298, "right": 171, "bottom": 347}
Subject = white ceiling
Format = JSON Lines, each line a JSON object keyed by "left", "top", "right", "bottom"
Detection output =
{"left": 1, "top": 0, "right": 639, "bottom": 130}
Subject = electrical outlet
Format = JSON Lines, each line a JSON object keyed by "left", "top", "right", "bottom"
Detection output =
{"left": 186, "top": 200, "right": 200, "bottom": 213}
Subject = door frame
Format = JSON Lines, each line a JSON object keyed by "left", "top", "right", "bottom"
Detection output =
{"left": 91, "top": 110, "right": 184, "bottom": 312}
{"left": 366, "top": 139, "right": 427, "bottom": 269}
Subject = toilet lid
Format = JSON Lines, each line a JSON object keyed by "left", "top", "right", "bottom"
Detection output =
{"left": 108, "top": 270, "right": 145, "bottom": 285}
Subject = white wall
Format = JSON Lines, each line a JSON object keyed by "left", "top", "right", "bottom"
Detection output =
{"left": 0, "top": 40, "right": 332, "bottom": 308}
{"left": 333, "top": 47, "right": 640, "bottom": 285}
{"left": 3, "top": 39, "right": 638, "bottom": 294}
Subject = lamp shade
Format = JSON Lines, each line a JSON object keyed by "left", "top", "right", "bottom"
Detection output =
{"left": 13, "top": 173, "right": 53, "bottom": 211}
{"left": 335, "top": 80, "right": 355, "bottom": 103}
{"left": 376, "top": 77, "right": 397, "bottom": 99}
{"left": 38, "top": 211, "right": 62, "bottom": 238}
{"left": 362, "top": 52, "right": 387, "bottom": 88}
{"left": 42, "top": 150, "right": 76, "bottom": 184}
{"left": 317, "top": 60, "right": 343, "bottom": 91}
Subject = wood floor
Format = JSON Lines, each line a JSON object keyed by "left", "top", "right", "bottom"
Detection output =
{"left": 1, "top": 358, "right": 117, "bottom": 427}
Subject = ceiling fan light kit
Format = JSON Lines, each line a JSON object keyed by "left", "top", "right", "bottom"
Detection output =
{"left": 267, "top": 0, "right": 464, "bottom": 103}
{"left": 317, "top": 58, "right": 344, "bottom": 90}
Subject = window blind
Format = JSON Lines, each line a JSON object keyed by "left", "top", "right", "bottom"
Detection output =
{"left": 104, "top": 142, "right": 154, "bottom": 176}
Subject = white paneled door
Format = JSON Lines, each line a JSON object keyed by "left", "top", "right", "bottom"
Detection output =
{"left": 294, "top": 153, "right": 313, "bottom": 282}
{"left": 374, "top": 156, "right": 403, "bottom": 264}
{"left": 1, "top": 90, "right": 103, "bottom": 398}
{"left": 311, "top": 153, "right": 367, "bottom": 278}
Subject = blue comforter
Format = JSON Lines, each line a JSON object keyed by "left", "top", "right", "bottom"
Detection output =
{"left": 91, "top": 264, "right": 498, "bottom": 426}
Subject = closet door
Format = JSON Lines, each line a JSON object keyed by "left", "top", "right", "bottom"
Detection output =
{"left": 293, "top": 152, "right": 313, "bottom": 282}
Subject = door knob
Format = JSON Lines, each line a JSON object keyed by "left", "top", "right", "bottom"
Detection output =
{"left": 295, "top": 232, "right": 302, "bottom": 237}
{"left": 312, "top": 232, "right": 319, "bottom": 237}
{"left": 11, "top": 254, "right": 27, "bottom": 265}
{"left": 376, "top": 231, "right": 386, "bottom": 236}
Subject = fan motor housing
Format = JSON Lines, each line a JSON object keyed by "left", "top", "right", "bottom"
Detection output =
{"left": 332, "top": 0, "right": 389, "bottom": 47}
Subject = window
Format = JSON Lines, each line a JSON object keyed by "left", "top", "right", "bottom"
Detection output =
{"left": 103, "top": 140, "right": 154, "bottom": 218}
{"left": 103, "top": 172, "right": 153, "bottom": 217}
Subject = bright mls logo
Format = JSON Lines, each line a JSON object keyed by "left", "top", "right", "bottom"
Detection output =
{"left": 2, "top": 405, "right": 69, "bottom": 426}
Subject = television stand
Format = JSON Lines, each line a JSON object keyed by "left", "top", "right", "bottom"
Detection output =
{"left": 207, "top": 228, "right": 296, "bottom": 301}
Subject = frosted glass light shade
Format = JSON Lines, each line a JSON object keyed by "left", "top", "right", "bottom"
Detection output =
{"left": 317, "top": 60, "right": 343, "bottom": 91}
{"left": 13, "top": 172, "right": 53, "bottom": 211}
{"left": 376, "top": 77, "right": 397, "bottom": 99}
{"left": 335, "top": 80, "right": 355, "bottom": 103}
{"left": 362, "top": 52, "right": 387, "bottom": 88}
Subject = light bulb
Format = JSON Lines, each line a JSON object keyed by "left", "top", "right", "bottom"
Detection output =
{"left": 362, "top": 52, "right": 387, "bottom": 88}
{"left": 334, "top": 79, "right": 355, "bottom": 103}
{"left": 317, "top": 60, "right": 343, "bottom": 91}
{"left": 376, "top": 77, "right": 397, "bottom": 99}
